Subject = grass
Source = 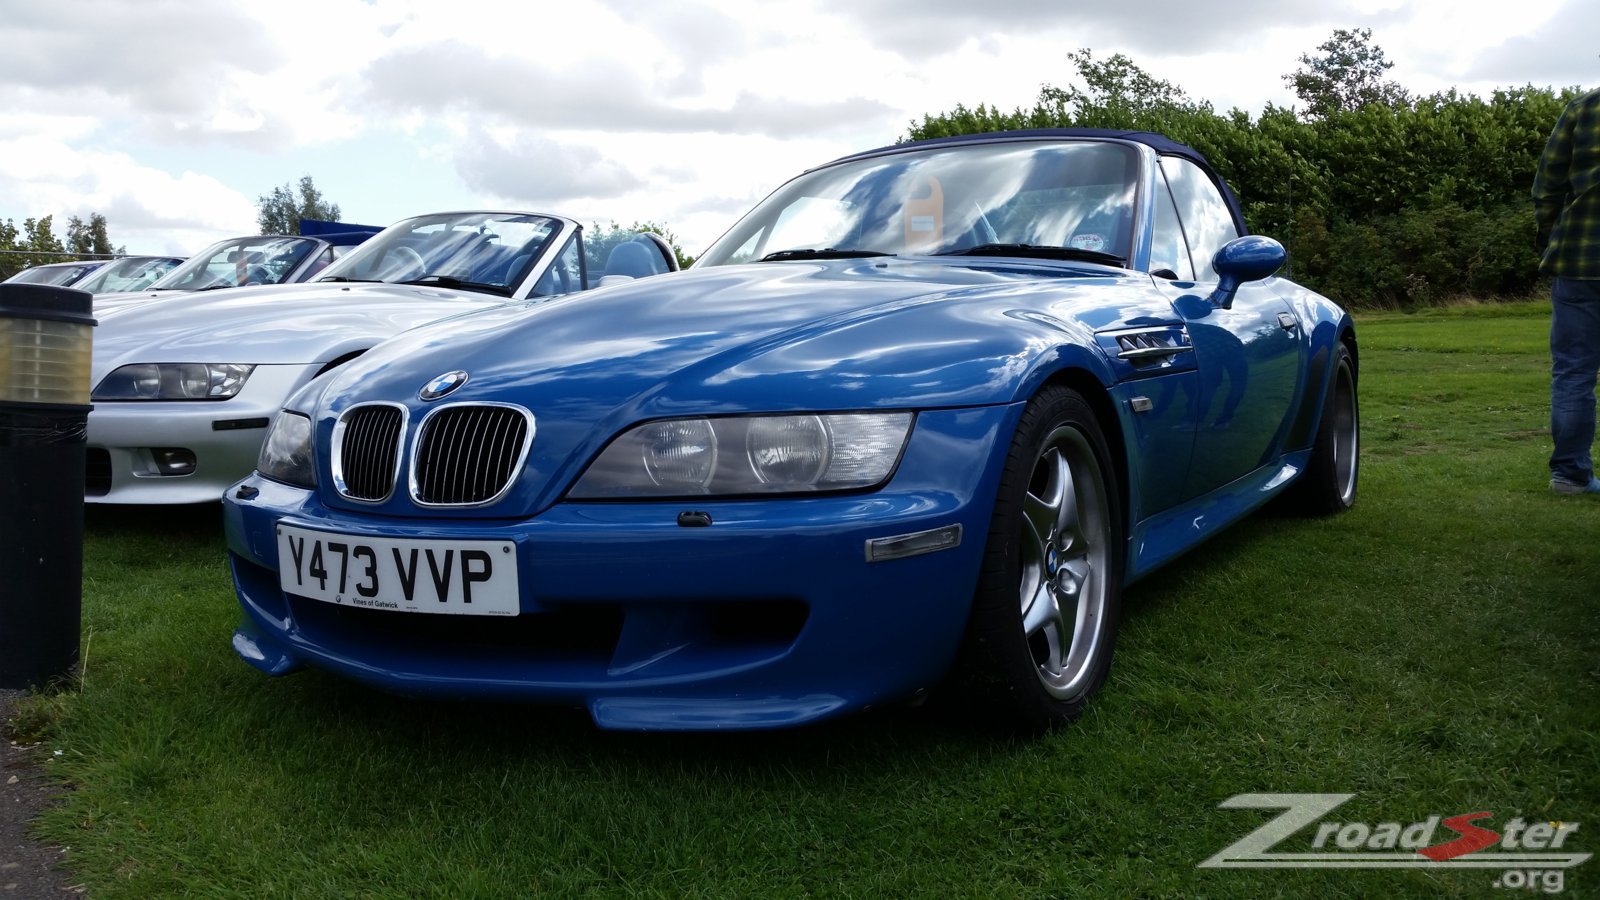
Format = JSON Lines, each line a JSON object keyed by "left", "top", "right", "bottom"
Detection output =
{"left": 13, "top": 303, "right": 1600, "bottom": 898}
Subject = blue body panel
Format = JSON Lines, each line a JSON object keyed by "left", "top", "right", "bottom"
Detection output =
{"left": 222, "top": 131, "right": 1355, "bottom": 730}
{"left": 226, "top": 405, "right": 1017, "bottom": 729}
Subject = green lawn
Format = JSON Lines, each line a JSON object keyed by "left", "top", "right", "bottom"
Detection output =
{"left": 13, "top": 303, "right": 1600, "bottom": 898}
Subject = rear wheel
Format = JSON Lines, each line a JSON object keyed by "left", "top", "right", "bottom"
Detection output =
{"left": 958, "top": 385, "right": 1123, "bottom": 730}
{"left": 1284, "top": 343, "right": 1358, "bottom": 516}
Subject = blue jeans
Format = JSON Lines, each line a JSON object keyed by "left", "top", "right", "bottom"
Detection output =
{"left": 1550, "top": 278, "right": 1600, "bottom": 484}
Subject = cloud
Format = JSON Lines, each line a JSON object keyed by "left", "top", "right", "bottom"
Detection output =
{"left": 818, "top": 0, "right": 1358, "bottom": 58}
{"left": 1462, "top": 0, "right": 1600, "bottom": 88}
{"left": 612, "top": 0, "right": 756, "bottom": 96}
{"left": 0, "top": 1, "right": 280, "bottom": 117}
{"left": 5, "top": 0, "right": 1577, "bottom": 269}
{"left": 454, "top": 130, "right": 647, "bottom": 204}
{"left": 0, "top": 137, "right": 258, "bottom": 255}
{"left": 359, "top": 41, "right": 892, "bottom": 138}
{"left": 676, "top": 194, "right": 759, "bottom": 217}
{"left": 0, "top": 0, "right": 404, "bottom": 150}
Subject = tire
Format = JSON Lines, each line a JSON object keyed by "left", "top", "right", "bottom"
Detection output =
{"left": 956, "top": 385, "right": 1124, "bottom": 731}
{"left": 1284, "top": 343, "right": 1359, "bottom": 516}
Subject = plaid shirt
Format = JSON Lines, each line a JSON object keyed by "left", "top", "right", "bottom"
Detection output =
{"left": 1534, "top": 88, "right": 1600, "bottom": 278}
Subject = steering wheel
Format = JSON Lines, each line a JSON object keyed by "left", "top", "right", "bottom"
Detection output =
{"left": 244, "top": 265, "right": 274, "bottom": 286}
{"left": 376, "top": 246, "right": 426, "bottom": 281}
{"left": 973, "top": 203, "right": 999, "bottom": 244}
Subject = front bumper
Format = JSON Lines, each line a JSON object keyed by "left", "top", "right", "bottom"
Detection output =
{"left": 86, "top": 365, "right": 313, "bottom": 504}
{"left": 222, "top": 404, "right": 1018, "bottom": 730}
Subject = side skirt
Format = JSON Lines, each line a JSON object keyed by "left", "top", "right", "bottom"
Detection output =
{"left": 1123, "top": 449, "right": 1311, "bottom": 583}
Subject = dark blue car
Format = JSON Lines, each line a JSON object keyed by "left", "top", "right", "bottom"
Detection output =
{"left": 223, "top": 129, "right": 1358, "bottom": 731}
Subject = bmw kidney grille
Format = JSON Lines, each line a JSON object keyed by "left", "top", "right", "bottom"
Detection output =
{"left": 332, "top": 404, "right": 406, "bottom": 502}
{"left": 410, "top": 404, "right": 535, "bottom": 506}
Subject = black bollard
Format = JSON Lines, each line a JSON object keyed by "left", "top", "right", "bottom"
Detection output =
{"left": 0, "top": 283, "right": 96, "bottom": 688}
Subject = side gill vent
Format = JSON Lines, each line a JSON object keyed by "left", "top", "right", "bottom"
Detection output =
{"left": 1114, "top": 328, "right": 1192, "bottom": 366}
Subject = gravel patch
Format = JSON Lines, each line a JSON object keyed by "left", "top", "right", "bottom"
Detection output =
{"left": 0, "top": 689, "right": 81, "bottom": 897}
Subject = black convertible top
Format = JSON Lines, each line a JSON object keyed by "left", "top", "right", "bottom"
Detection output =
{"left": 820, "top": 128, "right": 1247, "bottom": 234}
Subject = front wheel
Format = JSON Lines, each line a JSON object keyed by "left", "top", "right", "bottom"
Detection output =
{"left": 1283, "top": 342, "right": 1358, "bottom": 516}
{"left": 957, "top": 385, "right": 1123, "bottom": 730}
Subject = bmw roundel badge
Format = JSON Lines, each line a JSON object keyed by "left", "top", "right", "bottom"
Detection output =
{"left": 419, "top": 370, "right": 469, "bottom": 401}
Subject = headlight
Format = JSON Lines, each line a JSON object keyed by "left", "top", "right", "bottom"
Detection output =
{"left": 92, "top": 363, "right": 255, "bottom": 400}
{"left": 569, "top": 412, "right": 913, "bottom": 498}
{"left": 257, "top": 411, "right": 316, "bottom": 488}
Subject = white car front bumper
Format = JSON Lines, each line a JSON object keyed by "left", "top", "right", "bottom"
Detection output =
{"left": 85, "top": 364, "right": 315, "bottom": 504}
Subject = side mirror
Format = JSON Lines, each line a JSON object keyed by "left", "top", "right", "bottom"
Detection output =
{"left": 1208, "top": 235, "right": 1285, "bottom": 309}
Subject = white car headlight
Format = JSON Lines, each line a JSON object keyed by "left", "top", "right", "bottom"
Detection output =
{"left": 569, "top": 412, "right": 913, "bottom": 498}
{"left": 92, "top": 363, "right": 255, "bottom": 400}
{"left": 257, "top": 411, "right": 316, "bottom": 488}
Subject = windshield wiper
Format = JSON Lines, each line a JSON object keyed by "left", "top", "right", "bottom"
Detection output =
{"left": 932, "top": 243, "right": 1126, "bottom": 267}
{"left": 399, "top": 275, "right": 512, "bottom": 296}
{"left": 319, "top": 276, "right": 383, "bottom": 283}
{"left": 758, "top": 248, "right": 896, "bottom": 262}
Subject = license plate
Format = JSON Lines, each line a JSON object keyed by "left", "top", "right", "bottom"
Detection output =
{"left": 275, "top": 524, "right": 519, "bottom": 616}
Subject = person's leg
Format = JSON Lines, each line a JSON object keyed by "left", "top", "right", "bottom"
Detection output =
{"left": 1550, "top": 277, "right": 1600, "bottom": 490}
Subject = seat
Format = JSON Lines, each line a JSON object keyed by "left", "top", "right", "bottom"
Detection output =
{"left": 500, "top": 253, "right": 532, "bottom": 286}
{"left": 597, "top": 239, "right": 664, "bottom": 287}
{"left": 605, "top": 241, "right": 660, "bottom": 278}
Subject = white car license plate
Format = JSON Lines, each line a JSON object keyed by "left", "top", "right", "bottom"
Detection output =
{"left": 276, "top": 524, "right": 519, "bottom": 616}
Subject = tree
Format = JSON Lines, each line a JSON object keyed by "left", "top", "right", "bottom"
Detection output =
{"left": 256, "top": 175, "right": 342, "bottom": 235}
{"left": 23, "top": 216, "right": 63, "bottom": 255}
{"left": 0, "top": 212, "right": 125, "bottom": 277}
{"left": 0, "top": 219, "right": 19, "bottom": 279}
{"left": 1285, "top": 28, "right": 1410, "bottom": 119}
{"left": 908, "top": 48, "right": 1206, "bottom": 141}
{"left": 66, "top": 214, "right": 113, "bottom": 257}
{"left": 1038, "top": 49, "right": 1194, "bottom": 124}
{"left": 0, "top": 216, "right": 70, "bottom": 276}
{"left": 904, "top": 47, "right": 1563, "bottom": 306}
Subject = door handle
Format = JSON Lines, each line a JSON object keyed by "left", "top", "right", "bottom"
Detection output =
{"left": 1277, "top": 312, "right": 1299, "bottom": 331}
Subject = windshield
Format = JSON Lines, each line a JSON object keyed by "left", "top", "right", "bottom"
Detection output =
{"left": 697, "top": 141, "right": 1139, "bottom": 267}
{"left": 315, "top": 212, "right": 562, "bottom": 293}
{"left": 6, "top": 262, "right": 101, "bottom": 286}
{"left": 76, "top": 256, "right": 182, "bottom": 293}
{"left": 148, "top": 237, "right": 318, "bottom": 291}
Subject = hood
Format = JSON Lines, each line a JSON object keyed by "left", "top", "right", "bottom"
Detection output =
{"left": 92, "top": 281, "right": 311, "bottom": 314}
{"left": 328, "top": 258, "right": 1148, "bottom": 407}
{"left": 91, "top": 281, "right": 511, "bottom": 377}
{"left": 317, "top": 257, "right": 1172, "bottom": 518}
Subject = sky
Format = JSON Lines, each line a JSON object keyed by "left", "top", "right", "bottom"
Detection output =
{"left": 0, "top": 0, "right": 1593, "bottom": 259}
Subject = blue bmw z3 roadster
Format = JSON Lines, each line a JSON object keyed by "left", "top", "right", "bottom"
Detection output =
{"left": 222, "top": 129, "right": 1358, "bottom": 731}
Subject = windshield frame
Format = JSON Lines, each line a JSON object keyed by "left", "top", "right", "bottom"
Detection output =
{"left": 5, "top": 261, "right": 104, "bottom": 286}
{"left": 696, "top": 138, "right": 1148, "bottom": 272}
{"left": 75, "top": 256, "right": 184, "bottom": 294}
{"left": 146, "top": 236, "right": 323, "bottom": 292}
{"left": 314, "top": 211, "right": 576, "bottom": 300}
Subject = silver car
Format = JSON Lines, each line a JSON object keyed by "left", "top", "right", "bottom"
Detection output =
{"left": 72, "top": 255, "right": 185, "bottom": 294}
{"left": 86, "top": 211, "right": 678, "bottom": 504}
{"left": 94, "top": 233, "right": 372, "bottom": 312}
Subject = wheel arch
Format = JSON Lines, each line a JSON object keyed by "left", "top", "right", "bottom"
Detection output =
{"left": 1036, "top": 366, "right": 1130, "bottom": 545}
{"left": 948, "top": 366, "right": 1129, "bottom": 728}
{"left": 1339, "top": 322, "right": 1359, "bottom": 384}
{"left": 315, "top": 348, "right": 367, "bottom": 377}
